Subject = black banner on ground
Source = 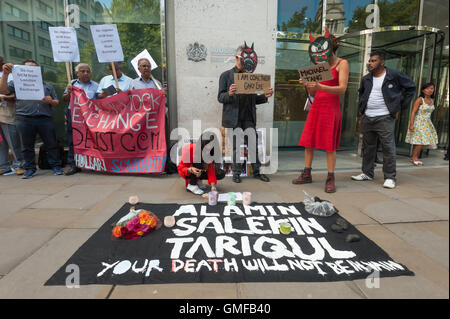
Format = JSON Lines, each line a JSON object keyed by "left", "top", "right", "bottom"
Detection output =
{"left": 46, "top": 202, "right": 414, "bottom": 285}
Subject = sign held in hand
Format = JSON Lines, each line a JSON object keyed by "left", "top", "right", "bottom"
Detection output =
{"left": 234, "top": 73, "right": 271, "bottom": 94}
{"left": 131, "top": 49, "right": 158, "bottom": 76}
{"left": 12, "top": 65, "right": 45, "bottom": 101}
{"left": 298, "top": 62, "right": 333, "bottom": 83}
{"left": 48, "top": 27, "right": 80, "bottom": 62}
{"left": 90, "top": 24, "right": 124, "bottom": 63}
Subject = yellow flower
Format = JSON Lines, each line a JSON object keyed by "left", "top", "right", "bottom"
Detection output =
{"left": 137, "top": 231, "right": 144, "bottom": 236}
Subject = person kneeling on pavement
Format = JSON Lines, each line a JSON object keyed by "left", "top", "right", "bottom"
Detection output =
{"left": 178, "top": 132, "right": 225, "bottom": 195}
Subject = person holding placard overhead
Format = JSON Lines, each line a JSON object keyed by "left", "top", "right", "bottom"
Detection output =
{"left": 96, "top": 62, "right": 132, "bottom": 99}
{"left": 62, "top": 63, "right": 98, "bottom": 176}
{"left": 292, "top": 29, "right": 349, "bottom": 193}
{"left": 0, "top": 56, "right": 25, "bottom": 176}
{"left": 0, "top": 60, "right": 63, "bottom": 179}
{"left": 130, "top": 58, "right": 162, "bottom": 90}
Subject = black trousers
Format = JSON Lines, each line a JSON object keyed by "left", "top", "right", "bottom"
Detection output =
{"left": 231, "top": 120, "right": 261, "bottom": 176}
{"left": 361, "top": 115, "right": 396, "bottom": 181}
{"left": 189, "top": 164, "right": 225, "bottom": 185}
{"left": 16, "top": 115, "right": 62, "bottom": 171}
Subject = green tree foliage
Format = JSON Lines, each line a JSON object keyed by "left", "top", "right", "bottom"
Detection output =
{"left": 279, "top": 7, "right": 320, "bottom": 33}
{"left": 108, "top": 0, "right": 162, "bottom": 78}
{"left": 348, "top": 0, "right": 420, "bottom": 33}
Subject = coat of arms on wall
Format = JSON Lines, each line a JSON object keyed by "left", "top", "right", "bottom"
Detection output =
{"left": 187, "top": 42, "right": 207, "bottom": 62}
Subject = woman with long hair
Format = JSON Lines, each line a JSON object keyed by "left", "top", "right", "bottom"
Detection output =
{"left": 405, "top": 82, "right": 439, "bottom": 166}
{"left": 292, "top": 31, "right": 349, "bottom": 193}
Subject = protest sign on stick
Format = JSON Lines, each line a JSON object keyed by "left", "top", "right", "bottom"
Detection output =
{"left": 90, "top": 24, "right": 124, "bottom": 88}
{"left": 49, "top": 26, "right": 80, "bottom": 84}
{"left": 131, "top": 49, "right": 161, "bottom": 90}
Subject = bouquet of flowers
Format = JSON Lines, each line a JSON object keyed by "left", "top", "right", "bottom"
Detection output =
{"left": 112, "top": 196, "right": 162, "bottom": 240}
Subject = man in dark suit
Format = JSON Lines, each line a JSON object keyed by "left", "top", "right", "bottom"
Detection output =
{"left": 218, "top": 44, "right": 273, "bottom": 183}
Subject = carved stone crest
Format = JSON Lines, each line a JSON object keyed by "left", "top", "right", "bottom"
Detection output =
{"left": 187, "top": 42, "right": 207, "bottom": 62}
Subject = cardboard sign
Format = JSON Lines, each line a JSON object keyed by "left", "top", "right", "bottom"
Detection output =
{"left": 48, "top": 27, "right": 80, "bottom": 62}
{"left": 131, "top": 49, "right": 158, "bottom": 77}
{"left": 298, "top": 62, "right": 333, "bottom": 82}
{"left": 234, "top": 73, "right": 271, "bottom": 94}
{"left": 12, "top": 65, "right": 44, "bottom": 100}
{"left": 70, "top": 87, "right": 166, "bottom": 173}
{"left": 90, "top": 24, "right": 124, "bottom": 63}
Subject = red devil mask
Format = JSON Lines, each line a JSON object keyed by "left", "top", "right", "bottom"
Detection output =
{"left": 240, "top": 42, "right": 258, "bottom": 73}
{"left": 309, "top": 28, "right": 333, "bottom": 64}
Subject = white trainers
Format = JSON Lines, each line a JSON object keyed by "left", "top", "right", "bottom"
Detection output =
{"left": 383, "top": 179, "right": 396, "bottom": 189}
{"left": 186, "top": 184, "right": 204, "bottom": 195}
{"left": 351, "top": 173, "right": 373, "bottom": 181}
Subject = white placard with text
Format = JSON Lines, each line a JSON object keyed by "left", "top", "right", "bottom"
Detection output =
{"left": 49, "top": 27, "right": 80, "bottom": 62}
{"left": 90, "top": 24, "right": 124, "bottom": 63}
{"left": 12, "top": 65, "right": 45, "bottom": 101}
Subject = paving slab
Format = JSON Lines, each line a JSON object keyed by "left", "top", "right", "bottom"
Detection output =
{"left": 29, "top": 184, "right": 123, "bottom": 210}
{"left": 397, "top": 198, "right": 449, "bottom": 220}
{"left": 110, "top": 283, "right": 238, "bottom": 299}
{"left": 0, "top": 229, "right": 112, "bottom": 299}
{"left": 0, "top": 193, "right": 48, "bottom": 222}
{"left": 0, "top": 208, "right": 88, "bottom": 229}
{"left": 237, "top": 282, "right": 364, "bottom": 299}
{"left": 1, "top": 183, "right": 72, "bottom": 195}
{"left": 353, "top": 275, "right": 449, "bottom": 299}
{"left": 0, "top": 227, "right": 59, "bottom": 276}
{"left": 356, "top": 225, "right": 449, "bottom": 292}
{"left": 363, "top": 200, "right": 444, "bottom": 224}
{"left": 386, "top": 222, "right": 449, "bottom": 269}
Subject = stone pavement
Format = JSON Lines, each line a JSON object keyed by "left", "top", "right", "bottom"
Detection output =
{"left": 0, "top": 149, "right": 448, "bottom": 299}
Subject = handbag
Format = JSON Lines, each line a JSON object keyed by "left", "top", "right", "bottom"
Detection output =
{"left": 304, "top": 95, "right": 314, "bottom": 111}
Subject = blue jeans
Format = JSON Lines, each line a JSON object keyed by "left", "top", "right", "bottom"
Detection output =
{"left": 16, "top": 115, "right": 62, "bottom": 171}
{"left": 0, "top": 123, "right": 25, "bottom": 171}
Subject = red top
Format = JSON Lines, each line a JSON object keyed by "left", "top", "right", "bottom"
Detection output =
{"left": 177, "top": 143, "right": 217, "bottom": 187}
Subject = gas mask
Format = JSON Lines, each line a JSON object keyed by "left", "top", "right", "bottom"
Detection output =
{"left": 239, "top": 42, "right": 258, "bottom": 73}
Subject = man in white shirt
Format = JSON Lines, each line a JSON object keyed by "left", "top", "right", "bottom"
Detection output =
{"left": 129, "top": 58, "right": 162, "bottom": 90}
{"left": 62, "top": 63, "right": 99, "bottom": 175}
{"left": 352, "top": 51, "right": 416, "bottom": 189}
{"left": 96, "top": 62, "right": 132, "bottom": 99}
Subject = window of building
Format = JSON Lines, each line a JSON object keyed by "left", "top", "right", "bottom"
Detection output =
{"left": 35, "top": 0, "right": 54, "bottom": 17}
{"left": 78, "top": 25, "right": 89, "bottom": 36}
{"left": 37, "top": 19, "right": 54, "bottom": 31}
{"left": 9, "top": 46, "right": 32, "bottom": 59}
{"left": 80, "top": 11, "right": 88, "bottom": 23}
{"left": 38, "top": 36, "right": 52, "bottom": 49}
{"left": 7, "top": 25, "right": 30, "bottom": 41}
{"left": 40, "top": 55, "right": 55, "bottom": 66}
{"left": 5, "top": 3, "right": 29, "bottom": 20}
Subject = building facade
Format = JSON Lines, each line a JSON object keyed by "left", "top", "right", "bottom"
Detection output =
{"left": 0, "top": 0, "right": 448, "bottom": 159}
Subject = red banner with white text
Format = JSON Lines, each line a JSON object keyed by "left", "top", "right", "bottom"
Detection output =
{"left": 70, "top": 87, "right": 166, "bottom": 173}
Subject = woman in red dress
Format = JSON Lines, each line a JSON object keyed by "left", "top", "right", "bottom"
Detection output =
{"left": 292, "top": 34, "right": 349, "bottom": 193}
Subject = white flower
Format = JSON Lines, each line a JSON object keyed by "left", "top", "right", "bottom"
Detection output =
{"left": 128, "top": 196, "right": 139, "bottom": 205}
